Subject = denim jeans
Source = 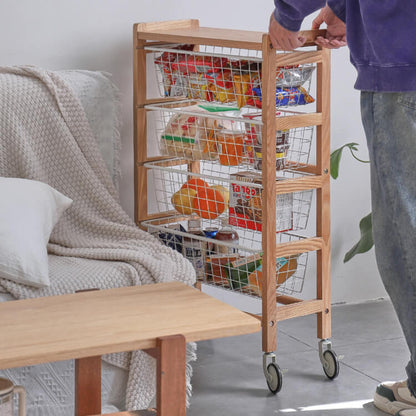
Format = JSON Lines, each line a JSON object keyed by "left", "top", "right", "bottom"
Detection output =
{"left": 361, "top": 91, "right": 416, "bottom": 395}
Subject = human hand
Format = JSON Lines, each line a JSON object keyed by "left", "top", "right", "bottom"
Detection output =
{"left": 269, "top": 13, "right": 306, "bottom": 51}
{"left": 312, "top": 5, "right": 346, "bottom": 49}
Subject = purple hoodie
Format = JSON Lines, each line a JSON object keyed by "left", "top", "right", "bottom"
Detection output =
{"left": 273, "top": 0, "right": 416, "bottom": 92}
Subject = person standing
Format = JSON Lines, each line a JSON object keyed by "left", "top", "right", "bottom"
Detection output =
{"left": 269, "top": 2, "right": 416, "bottom": 415}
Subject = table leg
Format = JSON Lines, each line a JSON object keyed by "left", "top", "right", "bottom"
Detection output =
{"left": 156, "top": 335, "right": 186, "bottom": 416}
{"left": 75, "top": 356, "right": 102, "bottom": 416}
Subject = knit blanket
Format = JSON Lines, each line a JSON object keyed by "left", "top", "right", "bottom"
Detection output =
{"left": 0, "top": 66, "right": 196, "bottom": 410}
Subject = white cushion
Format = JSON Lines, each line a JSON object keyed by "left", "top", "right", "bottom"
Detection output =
{"left": 0, "top": 178, "right": 72, "bottom": 287}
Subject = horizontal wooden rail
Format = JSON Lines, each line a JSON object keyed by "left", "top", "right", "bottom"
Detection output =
{"left": 276, "top": 50, "right": 323, "bottom": 67}
{"left": 276, "top": 294, "right": 303, "bottom": 305}
{"left": 275, "top": 175, "right": 324, "bottom": 194}
{"left": 275, "top": 299, "right": 324, "bottom": 322}
{"left": 276, "top": 112, "right": 322, "bottom": 130}
{"left": 275, "top": 237, "right": 324, "bottom": 258}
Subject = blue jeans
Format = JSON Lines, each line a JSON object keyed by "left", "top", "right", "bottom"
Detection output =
{"left": 361, "top": 91, "right": 416, "bottom": 395}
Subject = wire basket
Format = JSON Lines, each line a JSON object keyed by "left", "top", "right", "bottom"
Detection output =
{"left": 144, "top": 217, "right": 308, "bottom": 297}
{"left": 145, "top": 160, "right": 313, "bottom": 238}
{"left": 146, "top": 100, "right": 314, "bottom": 169}
{"left": 147, "top": 44, "right": 315, "bottom": 109}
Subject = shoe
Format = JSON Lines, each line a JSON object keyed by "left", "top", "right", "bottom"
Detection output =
{"left": 374, "top": 380, "right": 416, "bottom": 415}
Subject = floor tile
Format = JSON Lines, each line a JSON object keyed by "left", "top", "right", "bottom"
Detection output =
{"left": 189, "top": 300, "right": 407, "bottom": 416}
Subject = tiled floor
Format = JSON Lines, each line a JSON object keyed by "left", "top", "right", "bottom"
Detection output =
{"left": 188, "top": 299, "right": 409, "bottom": 415}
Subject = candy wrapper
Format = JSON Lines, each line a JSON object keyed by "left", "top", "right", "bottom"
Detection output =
{"left": 247, "top": 86, "right": 314, "bottom": 108}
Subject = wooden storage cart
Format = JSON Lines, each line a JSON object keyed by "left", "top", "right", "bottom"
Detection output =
{"left": 133, "top": 19, "right": 339, "bottom": 393}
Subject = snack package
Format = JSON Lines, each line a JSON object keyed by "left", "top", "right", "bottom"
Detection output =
{"left": 223, "top": 253, "right": 262, "bottom": 290}
{"left": 156, "top": 223, "right": 186, "bottom": 254}
{"left": 206, "top": 254, "right": 240, "bottom": 286}
{"left": 276, "top": 65, "right": 315, "bottom": 88}
{"left": 242, "top": 256, "right": 299, "bottom": 296}
{"left": 233, "top": 73, "right": 261, "bottom": 108}
{"left": 171, "top": 55, "right": 227, "bottom": 74}
{"left": 247, "top": 86, "right": 314, "bottom": 108}
{"left": 161, "top": 110, "right": 218, "bottom": 160}
{"left": 207, "top": 70, "right": 235, "bottom": 103}
{"left": 154, "top": 45, "right": 195, "bottom": 97}
{"left": 187, "top": 73, "right": 211, "bottom": 101}
{"left": 228, "top": 171, "right": 293, "bottom": 232}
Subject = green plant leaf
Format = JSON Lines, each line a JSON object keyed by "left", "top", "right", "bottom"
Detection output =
{"left": 330, "top": 142, "right": 360, "bottom": 179}
{"left": 343, "top": 212, "right": 374, "bottom": 262}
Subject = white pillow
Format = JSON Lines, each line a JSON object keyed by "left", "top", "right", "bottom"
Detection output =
{"left": 0, "top": 178, "right": 73, "bottom": 287}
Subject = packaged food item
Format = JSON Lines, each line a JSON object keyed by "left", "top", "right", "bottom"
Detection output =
{"left": 276, "top": 65, "right": 315, "bottom": 88}
{"left": 214, "top": 218, "right": 239, "bottom": 255}
{"left": 233, "top": 73, "right": 261, "bottom": 108}
{"left": 206, "top": 254, "right": 240, "bottom": 286}
{"left": 157, "top": 223, "right": 186, "bottom": 253}
{"left": 252, "top": 143, "right": 290, "bottom": 171}
{"left": 207, "top": 70, "right": 235, "bottom": 103}
{"left": 204, "top": 227, "right": 218, "bottom": 258}
{"left": 223, "top": 253, "right": 262, "bottom": 290}
{"left": 216, "top": 129, "right": 245, "bottom": 166}
{"left": 247, "top": 86, "right": 314, "bottom": 108}
{"left": 187, "top": 73, "right": 211, "bottom": 101}
{"left": 171, "top": 55, "right": 227, "bottom": 75}
{"left": 242, "top": 256, "right": 299, "bottom": 296}
{"left": 154, "top": 45, "right": 194, "bottom": 97}
{"left": 161, "top": 110, "right": 218, "bottom": 160}
{"left": 228, "top": 171, "right": 293, "bottom": 232}
{"left": 183, "top": 219, "right": 206, "bottom": 281}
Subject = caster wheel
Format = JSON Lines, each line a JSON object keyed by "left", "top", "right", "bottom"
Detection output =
{"left": 322, "top": 349, "right": 339, "bottom": 380}
{"left": 266, "top": 362, "right": 283, "bottom": 394}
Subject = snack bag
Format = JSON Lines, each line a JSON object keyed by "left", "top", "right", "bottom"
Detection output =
{"left": 233, "top": 73, "right": 261, "bottom": 108}
{"left": 247, "top": 86, "right": 314, "bottom": 108}
{"left": 161, "top": 106, "right": 219, "bottom": 160}
{"left": 242, "top": 256, "right": 299, "bottom": 296}
{"left": 223, "top": 253, "right": 262, "bottom": 290}
{"left": 207, "top": 70, "right": 235, "bottom": 103}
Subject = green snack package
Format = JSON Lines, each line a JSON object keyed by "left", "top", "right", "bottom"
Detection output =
{"left": 224, "top": 253, "right": 262, "bottom": 290}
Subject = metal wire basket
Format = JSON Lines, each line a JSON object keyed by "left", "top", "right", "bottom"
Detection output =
{"left": 144, "top": 217, "right": 308, "bottom": 297}
{"left": 146, "top": 100, "right": 314, "bottom": 169}
{"left": 145, "top": 159, "right": 313, "bottom": 238}
{"left": 147, "top": 44, "right": 315, "bottom": 109}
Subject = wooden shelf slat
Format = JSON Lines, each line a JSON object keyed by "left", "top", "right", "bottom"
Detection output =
{"left": 138, "top": 24, "right": 326, "bottom": 50}
{"left": 275, "top": 299, "right": 324, "bottom": 322}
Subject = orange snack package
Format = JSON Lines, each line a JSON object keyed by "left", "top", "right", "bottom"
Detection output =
{"left": 192, "top": 187, "right": 225, "bottom": 219}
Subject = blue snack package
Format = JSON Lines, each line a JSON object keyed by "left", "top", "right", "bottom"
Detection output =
{"left": 249, "top": 86, "right": 314, "bottom": 108}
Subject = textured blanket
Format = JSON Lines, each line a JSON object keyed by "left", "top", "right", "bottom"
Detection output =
{"left": 0, "top": 66, "right": 196, "bottom": 410}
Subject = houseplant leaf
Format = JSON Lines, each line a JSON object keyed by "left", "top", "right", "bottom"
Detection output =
{"left": 330, "top": 142, "right": 363, "bottom": 179}
{"left": 343, "top": 212, "right": 374, "bottom": 262}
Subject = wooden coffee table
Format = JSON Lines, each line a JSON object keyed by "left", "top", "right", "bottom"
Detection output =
{"left": 0, "top": 282, "right": 260, "bottom": 416}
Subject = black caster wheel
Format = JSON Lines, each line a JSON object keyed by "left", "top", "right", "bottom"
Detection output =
{"left": 266, "top": 362, "right": 283, "bottom": 394}
{"left": 322, "top": 349, "right": 340, "bottom": 380}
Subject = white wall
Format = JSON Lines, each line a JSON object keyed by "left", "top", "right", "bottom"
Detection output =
{"left": 0, "top": 0, "right": 388, "bottom": 305}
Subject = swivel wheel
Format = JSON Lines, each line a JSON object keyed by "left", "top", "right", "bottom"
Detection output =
{"left": 266, "top": 362, "right": 283, "bottom": 394}
{"left": 322, "top": 349, "right": 340, "bottom": 380}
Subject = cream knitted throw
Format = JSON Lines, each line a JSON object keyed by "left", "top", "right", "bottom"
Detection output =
{"left": 0, "top": 66, "right": 196, "bottom": 410}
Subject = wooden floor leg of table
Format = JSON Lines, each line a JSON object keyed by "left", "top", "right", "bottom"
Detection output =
{"left": 156, "top": 334, "right": 186, "bottom": 416}
{"left": 75, "top": 356, "right": 102, "bottom": 416}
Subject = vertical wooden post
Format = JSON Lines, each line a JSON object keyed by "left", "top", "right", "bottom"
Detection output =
{"left": 316, "top": 47, "right": 331, "bottom": 340}
{"left": 75, "top": 356, "right": 101, "bottom": 416}
{"left": 261, "top": 34, "right": 277, "bottom": 353}
{"left": 156, "top": 335, "right": 186, "bottom": 416}
{"left": 133, "top": 23, "right": 148, "bottom": 225}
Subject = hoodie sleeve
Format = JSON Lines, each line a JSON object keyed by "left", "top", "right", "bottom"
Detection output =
{"left": 273, "top": 0, "right": 326, "bottom": 31}
{"left": 327, "top": 0, "right": 346, "bottom": 22}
